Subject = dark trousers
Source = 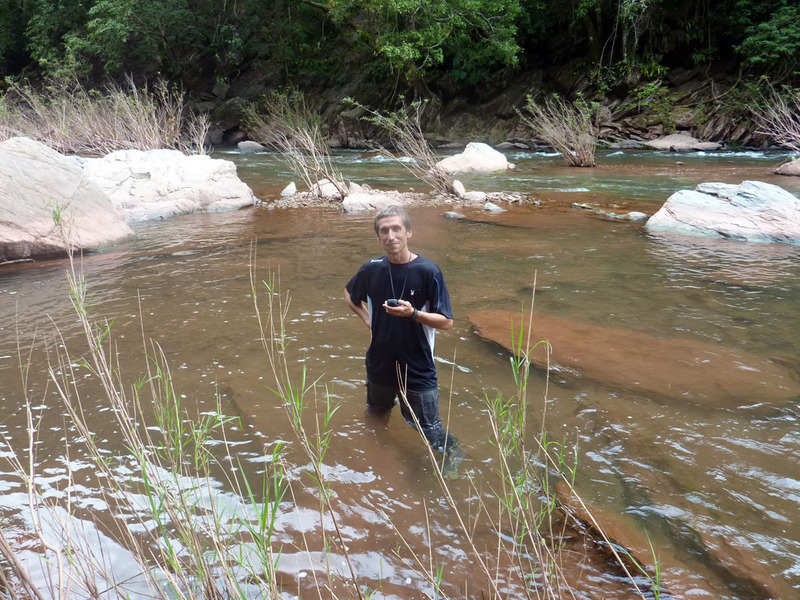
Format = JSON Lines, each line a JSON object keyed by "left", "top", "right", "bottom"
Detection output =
{"left": 366, "top": 380, "right": 457, "bottom": 454}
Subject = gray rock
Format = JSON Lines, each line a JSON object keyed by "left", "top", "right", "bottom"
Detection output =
{"left": 645, "top": 133, "right": 721, "bottom": 152}
{"left": 452, "top": 180, "right": 466, "bottom": 198}
{"left": 212, "top": 79, "right": 230, "bottom": 99}
{"left": 695, "top": 182, "right": 738, "bottom": 199}
{"left": 463, "top": 191, "right": 488, "bottom": 203}
{"left": 616, "top": 139, "right": 645, "bottom": 149}
{"left": 237, "top": 140, "right": 265, "bottom": 154}
{"left": 348, "top": 181, "right": 364, "bottom": 195}
{"left": 82, "top": 148, "right": 257, "bottom": 222}
{"left": 646, "top": 180, "right": 800, "bottom": 244}
{"left": 308, "top": 178, "right": 343, "bottom": 199}
{"left": 622, "top": 211, "right": 648, "bottom": 222}
{"left": 207, "top": 126, "right": 224, "bottom": 146}
{"left": 0, "top": 137, "right": 134, "bottom": 261}
{"left": 341, "top": 191, "right": 410, "bottom": 213}
{"left": 281, "top": 182, "right": 297, "bottom": 197}
{"left": 775, "top": 158, "right": 800, "bottom": 177}
{"left": 443, "top": 211, "right": 466, "bottom": 220}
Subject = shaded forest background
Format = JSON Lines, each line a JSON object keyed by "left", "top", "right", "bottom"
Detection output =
{"left": 1, "top": 0, "right": 799, "bottom": 147}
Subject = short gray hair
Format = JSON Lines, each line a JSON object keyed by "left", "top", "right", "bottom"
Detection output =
{"left": 374, "top": 205, "right": 412, "bottom": 234}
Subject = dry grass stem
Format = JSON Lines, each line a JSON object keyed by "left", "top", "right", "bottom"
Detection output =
{"left": 0, "top": 75, "right": 209, "bottom": 155}
{"left": 518, "top": 96, "right": 597, "bottom": 167}
{"left": 754, "top": 87, "right": 800, "bottom": 152}
{"left": 349, "top": 98, "right": 455, "bottom": 196}
{"left": 244, "top": 91, "right": 347, "bottom": 198}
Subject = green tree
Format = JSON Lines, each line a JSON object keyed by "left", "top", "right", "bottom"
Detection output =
{"left": 569, "top": 0, "right": 664, "bottom": 74}
{"left": 68, "top": 0, "right": 245, "bottom": 81}
{"left": 22, "top": 0, "right": 92, "bottom": 77}
{"left": 0, "top": 0, "right": 30, "bottom": 76}
{"left": 327, "top": 0, "right": 524, "bottom": 85}
{"left": 736, "top": 1, "right": 800, "bottom": 76}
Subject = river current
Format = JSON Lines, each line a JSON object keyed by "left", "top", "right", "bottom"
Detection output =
{"left": 1, "top": 148, "right": 800, "bottom": 599}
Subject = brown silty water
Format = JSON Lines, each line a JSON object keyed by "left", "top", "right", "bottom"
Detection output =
{"left": 1, "top": 150, "right": 800, "bottom": 599}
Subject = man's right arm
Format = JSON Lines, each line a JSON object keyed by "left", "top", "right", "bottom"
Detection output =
{"left": 344, "top": 287, "right": 371, "bottom": 329}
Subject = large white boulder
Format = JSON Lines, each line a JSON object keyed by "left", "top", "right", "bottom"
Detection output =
{"left": 645, "top": 133, "right": 721, "bottom": 152}
{"left": 645, "top": 180, "right": 800, "bottom": 244}
{"left": 435, "top": 142, "right": 511, "bottom": 174}
{"left": 0, "top": 137, "right": 134, "bottom": 261}
{"left": 81, "top": 149, "right": 257, "bottom": 221}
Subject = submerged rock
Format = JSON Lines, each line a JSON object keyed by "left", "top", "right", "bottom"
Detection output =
{"left": 645, "top": 180, "right": 800, "bottom": 244}
{"left": 573, "top": 203, "right": 648, "bottom": 222}
{"left": 468, "top": 309, "right": 800, "bottom": 405}
{"left": 482, "top": 202, "right": 506, "bottom": 213}
{"left": 555, "top": 481, "right": 717, "bottom": 599}
{"left": 0, "top": 137, "right": 134, "bottom": 261}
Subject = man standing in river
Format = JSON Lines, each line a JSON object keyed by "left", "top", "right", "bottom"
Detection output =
{"left": 345, "top": 205, "right": 459, "bottom": 460}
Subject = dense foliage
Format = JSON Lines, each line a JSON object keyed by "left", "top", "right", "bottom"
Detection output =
{"left": 0, "top": 0, "right": 798, "bottom": 94}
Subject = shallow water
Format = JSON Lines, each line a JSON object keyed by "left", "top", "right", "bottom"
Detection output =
{"left": 1, "top": 148, "right": 800, "bottom": 599}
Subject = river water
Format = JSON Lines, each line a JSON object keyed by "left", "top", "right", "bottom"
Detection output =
{"left": 1, "top": 148, "right": 800, "bottom": 599}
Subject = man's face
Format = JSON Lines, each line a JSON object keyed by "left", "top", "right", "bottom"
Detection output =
{"left": 376, "top": 215, "right": 412, "bottom": 256}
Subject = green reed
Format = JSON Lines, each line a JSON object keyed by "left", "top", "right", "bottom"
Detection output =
{"left": 2, "top": 248, "right": 288, "bottom": 599}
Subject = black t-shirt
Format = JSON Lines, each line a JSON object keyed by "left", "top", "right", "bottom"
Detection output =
{"left": 346, "top": 255, "right": 453, "bottom": 389}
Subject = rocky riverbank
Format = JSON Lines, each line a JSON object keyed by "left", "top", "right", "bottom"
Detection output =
{"left": 201, "top": 64, "right": 771, "bottom": 151}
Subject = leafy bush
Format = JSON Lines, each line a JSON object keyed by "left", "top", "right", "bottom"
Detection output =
{"left": 329, "top": 0, "right": 524, "bottom": 84}
{"left": 737, "top": 4, "right": 800, "bottom": 75}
